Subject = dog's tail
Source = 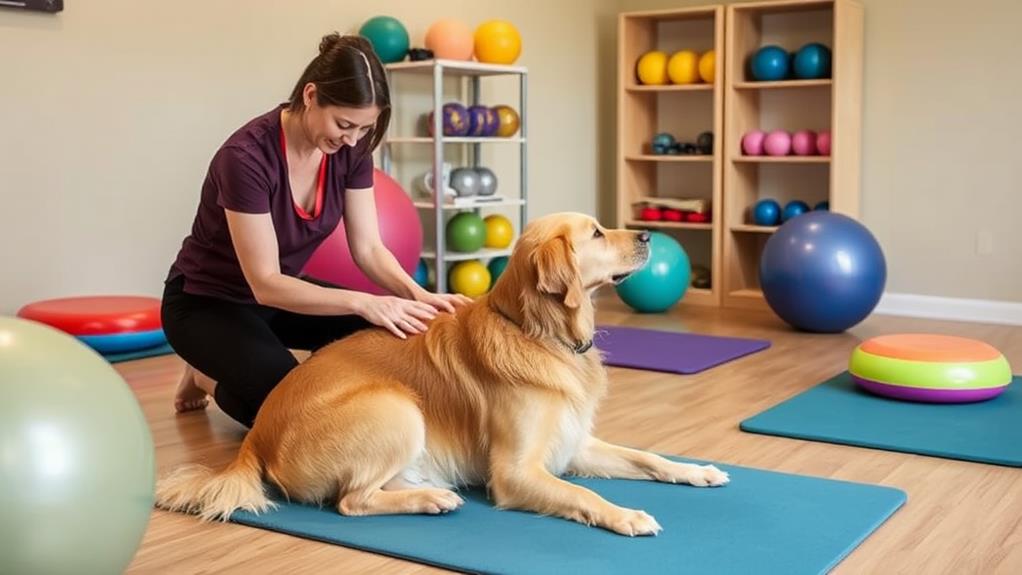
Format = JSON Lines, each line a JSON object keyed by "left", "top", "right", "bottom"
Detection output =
{"left": 155, "top": 438, "right": 274, "bottom": 522}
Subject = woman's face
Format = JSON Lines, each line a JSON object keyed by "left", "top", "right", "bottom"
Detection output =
{"left": 302, "top": 84, "right": 379, "bottom": 154}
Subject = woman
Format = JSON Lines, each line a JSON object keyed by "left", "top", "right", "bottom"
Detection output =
{"left": 163, "top": 33, "right": 468, "bottom": 427}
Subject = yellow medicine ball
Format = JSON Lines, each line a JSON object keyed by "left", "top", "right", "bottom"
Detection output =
{"left": 698, "top": 50, "right": 716, "bottom": 83}
{"left": 636, "top": 51, "right": 668, "bottom": 85}
{"left": 667, "top": 50, "right": 700, "bottom": 84}
{"left": 449, "top": 260, "right": 491, "bottom": 297}
{"left": 484, "top": 214, "right": 514, "bottom": 249}
{"left": 474, "top": 20, "right": 522, "bottom": 64}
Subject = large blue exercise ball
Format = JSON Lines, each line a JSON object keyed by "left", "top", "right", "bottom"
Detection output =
{"left": 615, "top": 232, "right": 690, "bottom": 313}
{"left": 750, "top": 45, "right": 790, "bottom": 81}
{"left": 759, "top": 212, "right": 886, "bottom": 333}
{"left": 0, "top": 317, "right": 155, "bottom": 574}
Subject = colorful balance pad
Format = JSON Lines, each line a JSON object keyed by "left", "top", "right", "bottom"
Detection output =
{"left": 849, "top": 334, "right": 1011, "bottom": 403}
{"left": 17, "top": 296, "right": 166, "bottom": 355}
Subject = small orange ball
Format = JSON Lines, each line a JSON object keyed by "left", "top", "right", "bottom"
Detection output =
{"left": 425, "top": 19, "right": 474, "bottom": 61}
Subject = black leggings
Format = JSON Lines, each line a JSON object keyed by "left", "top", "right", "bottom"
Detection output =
{"left": 161, "top": 275, "right": 372, "bottom": 427}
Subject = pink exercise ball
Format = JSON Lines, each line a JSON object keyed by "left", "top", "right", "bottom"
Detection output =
{"left": 303, "top": 169, "right": 422, "bottom": 295}
{"left": 791, "top": 130, "right": 817, "bottom": 156}
{"left": 816, "top": 130, "right": 832, "bottom": 155}
{"left": 742, "top": 130, "right": 766, "bottom": 156}
{"left": 763, "top": 130, "right": 792, "bottom": 156}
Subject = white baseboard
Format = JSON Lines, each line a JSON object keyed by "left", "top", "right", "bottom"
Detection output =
{"left": 874, "top": 293, "right": 1022, "bottom": 326}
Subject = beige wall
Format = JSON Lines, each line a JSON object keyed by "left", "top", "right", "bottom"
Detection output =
{"left": 608, "top": 0, "right": 1022, "bottom": 302}
{"left": 2, "top": 0, "right": 1019, "bottom": 314}
{"left": 0, "top": 0, "right": 617, "bottom": 314}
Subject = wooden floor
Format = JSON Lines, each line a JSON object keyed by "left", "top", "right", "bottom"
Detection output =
{"left": 124, "top": 297, "right": 1022, "bottom": 574}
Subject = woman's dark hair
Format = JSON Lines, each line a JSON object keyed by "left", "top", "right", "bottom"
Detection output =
{"left": 289, "top": 33, "right": 391, "bottom": 153}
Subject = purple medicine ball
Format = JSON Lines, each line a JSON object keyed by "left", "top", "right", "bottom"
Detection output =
{"left": 467, "top": 105, "right": 490, "bottom": 137}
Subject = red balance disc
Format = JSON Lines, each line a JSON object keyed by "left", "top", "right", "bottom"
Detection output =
{"left": 17, "top": 296, "right": 162, "bottom": 336}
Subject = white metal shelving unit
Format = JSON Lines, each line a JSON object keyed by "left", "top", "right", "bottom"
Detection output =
{"left": 382, "top": 59, "right": 528, "bottom": 293}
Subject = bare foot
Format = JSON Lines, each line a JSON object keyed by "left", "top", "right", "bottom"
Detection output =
{"left": 174, "top": 365, "right": 210, "bottom": 413}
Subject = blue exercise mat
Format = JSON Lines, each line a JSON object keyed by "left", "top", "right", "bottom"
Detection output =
{"left": 230, "top": 456, "right": 905, "bottom": 575}
{"left": 103, "top": 342, "right": 175, "bottom": 363}
{"left": 742, "top": 372, "right": 1022, "bottom": 467}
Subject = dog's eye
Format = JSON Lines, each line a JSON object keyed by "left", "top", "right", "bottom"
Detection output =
{"left": 592, "top": 228, "right": 604, "bottom": 239}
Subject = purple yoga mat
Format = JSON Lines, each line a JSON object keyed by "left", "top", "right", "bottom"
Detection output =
{"left": 594, "top": 326, "right": 771, "bottom": 374}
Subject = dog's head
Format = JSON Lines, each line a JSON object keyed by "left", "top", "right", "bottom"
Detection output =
{"left": 489, "top": 212, "right": 650, "bottom": 350}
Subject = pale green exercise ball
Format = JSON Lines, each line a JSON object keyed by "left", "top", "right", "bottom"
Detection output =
{"left": 0, "top": 317, "right": 155, "bottom": 575}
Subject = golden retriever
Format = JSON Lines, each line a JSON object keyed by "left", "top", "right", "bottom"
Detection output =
{"left": 156, "top": 212, "right": 729, "bottom": 536}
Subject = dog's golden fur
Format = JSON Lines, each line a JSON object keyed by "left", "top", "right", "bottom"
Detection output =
{"left": 156, "top": 212, "right": 728, "bottom": 536}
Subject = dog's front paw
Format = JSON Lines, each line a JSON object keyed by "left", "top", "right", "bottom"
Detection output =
{"left": 604, "top": 507, "right": 662, "bottom": 537}
{"left": 411, "top": 488, "right": 465, "bottom": 514}
{"left": 685, "top": 464, "right": 730, "bottom": 487}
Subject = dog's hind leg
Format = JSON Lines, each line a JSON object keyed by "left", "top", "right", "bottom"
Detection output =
{"left": 325, "top": 388, "right": 464, "bottom": 516}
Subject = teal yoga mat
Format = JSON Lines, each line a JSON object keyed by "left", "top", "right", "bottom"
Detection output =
{"left": 229, "top": 456, "right": 905, "bottom": 575}
{"left": 742, "top": 371, "right": 1022, "bottom": 467}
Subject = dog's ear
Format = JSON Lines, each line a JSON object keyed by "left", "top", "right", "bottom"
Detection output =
{"left": 532, "top": 235, "right": 584, "bottom": 309}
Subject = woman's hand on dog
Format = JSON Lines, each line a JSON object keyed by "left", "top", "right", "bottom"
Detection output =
{"left": 414, "top": 291, "right": 473, "bottom": 314}
{"left": 356, "top": 295, "right": 440, "bottom": 339}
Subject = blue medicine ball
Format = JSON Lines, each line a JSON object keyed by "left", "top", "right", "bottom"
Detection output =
{"left": 759, "top": 212, "right": 886, "bottom": 333}
{"left": 751, "top": 45, "right": 790, "bottom": 81}
{"left": 413, "top": 259, "right": 429, "bottom": 287}
{"left": 782, "top": 200, "right": 810, "bottom": 222}
{"left": 753, "top": 199, "right": 781, "bottom": 226}
{"left": 792, "top": 42, "right": 832, "bottom": 79}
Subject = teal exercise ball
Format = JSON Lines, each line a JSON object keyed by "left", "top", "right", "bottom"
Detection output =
{"left": 750, "top": 45, "right": 790, "bottom": 81}
{"left": 488, "top": 256, "right": 509, "bottom": 283}
{"left": 413, "top": 259, "right": 429, "bottom": 288}
{"left": 0, "top": 317, "right": 155, "bottom": 575}
{"left": 359, "top": 16, "right": 410, "bottom": 64}
{"left": 615, "top": 232, "right": 690, "bottom": 313}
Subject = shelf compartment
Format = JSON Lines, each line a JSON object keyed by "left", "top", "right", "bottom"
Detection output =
{"left": 722, "top": 230, "right": 771, "bottom": 310}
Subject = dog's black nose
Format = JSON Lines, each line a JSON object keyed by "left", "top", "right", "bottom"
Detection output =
{"left": 637, "top": 231, "right": 651, "bottom": 243}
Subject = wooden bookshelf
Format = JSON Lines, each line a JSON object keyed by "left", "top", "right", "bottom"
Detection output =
{"left": 722, "top": 0, "right": 863, "bottom": 310}
{"left": 617, "top": 6, "right": 725, "bottom": 307}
